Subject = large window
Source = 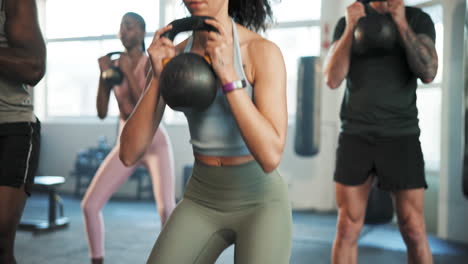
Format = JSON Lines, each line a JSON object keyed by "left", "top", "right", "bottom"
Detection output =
{"left": 267, "top": 0, "right": 321, "bottom": 119}
{"left": 35, "top": 0, "right": 159, "bottom": 119}
{"left": 36, "top": 0, "right": 321, "bottom": 121}
{"left": 264, "top": 26, "right": 320, "bottom": 118}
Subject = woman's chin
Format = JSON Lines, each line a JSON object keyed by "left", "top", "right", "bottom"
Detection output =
{"left": 187, "top": 9, "right": 210, "bottom": 17}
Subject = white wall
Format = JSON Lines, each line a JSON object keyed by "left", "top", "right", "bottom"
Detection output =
{"left": 438, "top": 0, "right": 468, "bottom": 244}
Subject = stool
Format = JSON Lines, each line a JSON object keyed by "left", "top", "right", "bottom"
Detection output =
{"left": 19, "top": 176, "right": 69, "bottom": 234}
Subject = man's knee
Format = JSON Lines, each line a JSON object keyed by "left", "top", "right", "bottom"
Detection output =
{"left": 398, "top": 215, "right": 427, "bottom": 246}
{"left": 0, "top": 226, "right": 15, "bottom": 253}
{"left": 0, "top": 216, "right": 17, "bottom": 237}
{"left": 336, "top": 212, "right": 364, "bottom": 244}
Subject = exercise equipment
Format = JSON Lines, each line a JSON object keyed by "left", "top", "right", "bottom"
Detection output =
{"left": 71, "top": 136, "right": 152, "bottom": 199}
{"left": 159, "top": 16, "right": 219, "bottom": 112}
{"left": 463, "top": 153, "right": 468, "bottom": 198}
{"left": 294, "top": 56, "right": 321, "bottom": 156}
{"left": 18, "top": 176, "right": 70, "bottom": 234}
{"left": 464, "top": 110, "right": 468, "bottom": 198}
{"left": 365, "top": 181, "right": 394, "bottom": 225}
{"left": 353, "top": 0, "right": 398, "bottom": 55}
{"left": 101, "top": 52, "right": 124, "bottom": 86}
{"left": 358, "top": 0, "right": 386, "bottom": 4}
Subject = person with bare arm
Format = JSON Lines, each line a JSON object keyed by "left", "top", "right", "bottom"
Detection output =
{"left": 81, "top": 12, "right": 176, "bottom": 264}
{"left": 120, "top": 0, "right": 292, "bottom": 263}
{"left": 324, "top": 0, "right": 438, "bottom": 263}
{"left": 0, "top": 0, "right": 46, "bottom": 263}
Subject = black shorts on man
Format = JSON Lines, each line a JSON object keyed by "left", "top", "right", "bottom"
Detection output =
{"left": 334, "top": 133, "right": 427, "bottom": 191}
{"left": 0, "top": 120, "right": 41, "bottom": 195}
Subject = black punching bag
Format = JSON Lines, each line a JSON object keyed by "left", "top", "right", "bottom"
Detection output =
{"left": 463, "top": 153, "right": 468, "bottom": 198}
{"left": 464, "top": 109, "right": 468, "bottom": 198}
{"left": 294, "top": 56, "right": 321, "bottom": 156}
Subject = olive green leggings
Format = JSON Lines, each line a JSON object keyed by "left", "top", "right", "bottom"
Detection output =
{"left": 147, "top": 160, "right": 292, "bottom": 264}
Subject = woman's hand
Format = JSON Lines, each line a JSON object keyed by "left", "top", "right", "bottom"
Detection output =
{"left": 147, "top": 24, "right": 175, "bottom": 79}
{"left": 204, "top": 19, "right": 238, "bottom": 85}
{"left": 98, "top": 55, "right": 112, "bottom": 73}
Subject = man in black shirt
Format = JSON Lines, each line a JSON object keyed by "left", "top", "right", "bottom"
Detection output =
{"left": 324, "top": 0, "right": 437, "bottom": 263}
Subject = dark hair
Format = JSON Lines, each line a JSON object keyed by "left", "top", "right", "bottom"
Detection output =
{"left": 123, "top": 12, "right": 146, "bottom": 51}
{"left": 229, "top": 0, "right": 274, "bottom": 32}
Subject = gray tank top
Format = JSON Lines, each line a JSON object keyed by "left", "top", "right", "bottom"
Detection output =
{"left": 0, "top": 0, "right": 36, "bottom": 123}
{"left": 182, "top": 19, "right": 253, "bottom": 156}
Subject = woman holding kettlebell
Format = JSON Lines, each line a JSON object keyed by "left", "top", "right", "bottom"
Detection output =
{"left": 120, "top": 0, "right": 292, "bottom": 263}
{"left": 81, "top": 12, "right": 176, "bottom": 264}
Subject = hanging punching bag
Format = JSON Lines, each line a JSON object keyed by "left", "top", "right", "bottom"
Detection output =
{"left": 463, "top": 109, "right": 468, "bottom": 198}
{"left": 294, "top": 56, "right": 321, "bottom": 156}
{"left": 463, "top": 154, "right": 468, "bottom": 198}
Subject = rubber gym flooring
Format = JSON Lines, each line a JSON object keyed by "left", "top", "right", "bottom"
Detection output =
{"left": 16, "top": 194, "right": 468, "bottom": 264}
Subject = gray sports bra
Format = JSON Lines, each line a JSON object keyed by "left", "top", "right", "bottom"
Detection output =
{"left": 181, "top": 18, "right": 253, "bottom": 156}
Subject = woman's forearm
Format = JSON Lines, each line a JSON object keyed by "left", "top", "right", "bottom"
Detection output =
{"left": 119, "top": 77, "right": 164, "bottom": 166}
{"left": 96, "top": 78, "right": 111, "bottom": 119}
{"left": 226, "top": 90, "right": 286, "bottom": 172}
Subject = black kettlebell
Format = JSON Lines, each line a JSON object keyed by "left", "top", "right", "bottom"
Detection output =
{"left": 353, "top": 0, "right": 398, "bottom": 55}
{"left": 159, "top": 16, "right": 219, "bottom": 112}
{"left": 358, "top": 0, "right": 386, "bottom": 4}
{"left": 101, "top": 52, "right": 124, "bottom": 86}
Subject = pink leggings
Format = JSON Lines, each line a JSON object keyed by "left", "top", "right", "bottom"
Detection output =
{"left": 81, "top": 122, "right": 175, "bottom": 258}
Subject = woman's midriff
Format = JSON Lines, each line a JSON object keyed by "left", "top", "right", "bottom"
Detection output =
{"left": 194, "top": 153, "right": 255, "bottom": 166}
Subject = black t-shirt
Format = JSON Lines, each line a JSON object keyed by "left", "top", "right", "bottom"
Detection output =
{"left": 332, "top": 5, "right": 436, "bottom": 136}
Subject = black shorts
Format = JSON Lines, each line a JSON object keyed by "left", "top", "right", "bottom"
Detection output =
{"left": 334, "top": 133, "right": 427, "bottom": 191}
{"left": 0, "top": 120, "right": 41, "bottom": 196}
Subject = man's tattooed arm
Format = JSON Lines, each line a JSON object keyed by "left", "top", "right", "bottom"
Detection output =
{"left": 400, "top": 26, "right": 438, "bottom": 83}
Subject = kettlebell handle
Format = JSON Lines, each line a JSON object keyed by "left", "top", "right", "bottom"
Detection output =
{"left": 357, "top": 0, "right": 386, "bottom": 4}
{"left": 105, "top": 51, "right": 123, "bottom": 58}
{"left": 357, "top": 0, "right": 388, "bottom": 16}
{"left": 160, "top": 16, "right": 216, "bottom": 67}
{"left": 162, "top": 56, "right": 211, "bottom": 67}
{"left": 161, "top": 16, "right": 219, "bottom": 41}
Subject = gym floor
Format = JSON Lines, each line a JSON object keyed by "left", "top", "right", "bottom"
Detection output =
{"left": 16, "top": 193, "right": 468, "bottom": 264}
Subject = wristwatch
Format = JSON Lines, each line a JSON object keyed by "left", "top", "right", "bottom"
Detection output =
{"left": 222, "top": 79, "right": 247, "bottom": 94}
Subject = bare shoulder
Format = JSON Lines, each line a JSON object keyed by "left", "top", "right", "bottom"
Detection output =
{"left": 240, "top": 27, "right": 282, "bottom": 62}
{"left": 246, "top": 31, "right": 282, "bottom": 60}
{"left": 236, "top": 25, "right": 284, "bottom": 82}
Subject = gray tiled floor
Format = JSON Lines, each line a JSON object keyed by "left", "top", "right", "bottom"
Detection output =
{"left": 15, "top": 194, "right": 468, "bottom": 264}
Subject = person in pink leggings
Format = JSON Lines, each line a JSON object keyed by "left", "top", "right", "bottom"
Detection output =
{"left": 81, "top": 12, "right": 176, "bottom": 264}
